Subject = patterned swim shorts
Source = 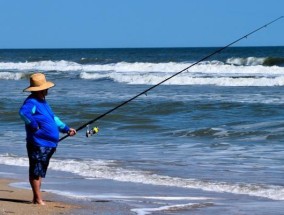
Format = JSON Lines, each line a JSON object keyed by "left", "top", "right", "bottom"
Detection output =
{"left": 27, "top": 144, "right": 56, "bottom": 179}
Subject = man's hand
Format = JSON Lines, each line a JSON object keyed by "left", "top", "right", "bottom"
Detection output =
{"left": 68, "top": 128, "right": 77, "bottom": 136}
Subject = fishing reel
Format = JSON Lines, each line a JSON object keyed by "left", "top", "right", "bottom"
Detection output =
{"left": 86, "top": 125, "right": 99, "bottom": 137}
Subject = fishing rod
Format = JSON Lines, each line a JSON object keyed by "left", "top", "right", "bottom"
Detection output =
{"left": 59, "top": 16, "right": 283, "bottom": 142}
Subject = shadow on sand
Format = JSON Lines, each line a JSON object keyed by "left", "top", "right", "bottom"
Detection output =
{"left": 0, "top": 198, "right": 31, "bottom": 204}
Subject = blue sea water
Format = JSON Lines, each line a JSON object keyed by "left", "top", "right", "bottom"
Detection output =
{"left": 0, "top": 47, "right": 284, "bottom": 214}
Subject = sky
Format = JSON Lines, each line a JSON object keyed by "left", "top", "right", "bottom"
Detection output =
{"left": 0, "top": 0, "right": 283, "bottom": 48}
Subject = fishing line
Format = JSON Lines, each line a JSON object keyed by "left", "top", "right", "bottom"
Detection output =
{"left": 59, "top": 16, "right": 283, "bottom": 142}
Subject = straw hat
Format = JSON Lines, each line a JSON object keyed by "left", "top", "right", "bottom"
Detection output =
{"left": 23, "top": 73, "right": 55, "bottom": 92}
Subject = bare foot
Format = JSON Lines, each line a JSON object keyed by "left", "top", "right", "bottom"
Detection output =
{"left": 32, "top": 199, "right": 46, "bottom": 205}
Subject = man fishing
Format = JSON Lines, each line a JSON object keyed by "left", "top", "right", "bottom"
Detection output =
{"left": 19, "top": 73, "right": 76, "bottom": 205}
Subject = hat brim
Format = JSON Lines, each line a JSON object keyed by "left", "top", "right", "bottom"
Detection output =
{"left": 23, "top": 82, "right": 55, "bottom": 92}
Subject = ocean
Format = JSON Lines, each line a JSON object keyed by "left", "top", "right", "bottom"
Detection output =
{"left": 0, "top": 47, "right": 284, "bottom": 214}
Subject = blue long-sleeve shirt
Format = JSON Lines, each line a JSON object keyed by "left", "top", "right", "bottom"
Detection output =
{"left": 19, "top": 94, "right": 70, "bottom": 148}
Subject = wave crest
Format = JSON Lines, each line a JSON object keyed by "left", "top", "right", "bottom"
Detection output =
{"left": 226, "top": 57, "right": 265, "bottom": 66}
{"left": 226, "top": 56, "right": 284, "bottom": 66}
{"left": 80, "top": 72, "right": 284, "bottom": 86}
{"left": 2, "top": 59, "right": 284, "bottom": 86}
{"left": 0, "top": 72, "right": 24, "bottom": 80}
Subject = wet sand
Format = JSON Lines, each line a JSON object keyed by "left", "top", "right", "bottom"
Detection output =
{"left": 0, "top": 178, "right": 136, "bottom": 215}
{"left": 0, "top": 179, "right": 80, "bottom": 215}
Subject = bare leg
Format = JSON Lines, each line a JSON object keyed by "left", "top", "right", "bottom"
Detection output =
{"left": 29, "top": 176, "right": 46, "bottom": 205}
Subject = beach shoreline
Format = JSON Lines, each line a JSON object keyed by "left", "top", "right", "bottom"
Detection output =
{"left": 0, "top": 178, "right": 137, "bottom": 215}
{"left": 0, "top": 178, "right": 81, "bottom": 215}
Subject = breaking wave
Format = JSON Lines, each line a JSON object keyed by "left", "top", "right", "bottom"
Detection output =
{"left": 1, "top": 59, "right": 284, "bottom": 86}
{"left": 226, "top": 57, "right": 284, "bottom": 66}
{"left": 0, "top": 154, "right": 283, "bottom": 200}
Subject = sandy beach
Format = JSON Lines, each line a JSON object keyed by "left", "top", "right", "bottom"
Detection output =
{"left": 0, "top": 179, "right": 80, "bottom": 215}
{"left": 0, "top": 178, "right": 137, "bottom": 215}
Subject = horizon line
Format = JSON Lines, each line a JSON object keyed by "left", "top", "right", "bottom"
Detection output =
{"left": 0, "top": 45, "right": 283, "bottom": 50}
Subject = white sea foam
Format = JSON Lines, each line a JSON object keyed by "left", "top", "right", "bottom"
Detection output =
{"left": 79, "top": 62, "right": 284, "bottom": 86}
{"left": 0, "top": 60, "right": 283, "bottom": 74}
{"left": 131, "top": 203, "right": 212, "bottom": 215}
{"left": 1, "top": 60, "right": 284, "bottom": 86}
{"left": 0, "top": 72, "right": 24, "bottom": 80}
{"left": 0, "top": 154, "right": 283, "bottom": 200}
{"left": 80, "top": 72, "right": 284, "bottom": 86}
{"left": 0, "top": 60, "right": 81, "bottom": 72}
